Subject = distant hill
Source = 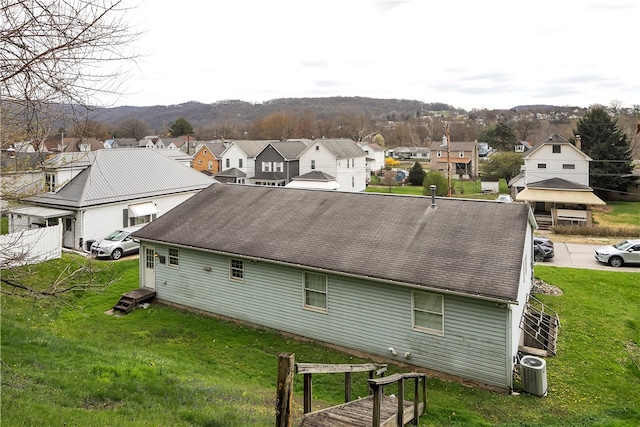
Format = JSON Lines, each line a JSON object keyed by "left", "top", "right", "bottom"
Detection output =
{"left": 87, "top": 97, "right": 466, "bottom": 131}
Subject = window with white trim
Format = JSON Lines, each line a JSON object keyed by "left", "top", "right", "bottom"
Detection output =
{"left": 437, "top": 150, "right": 442, "bottom": 158}
{"left": 230, "top": 259, "right": 244, "bottom": 281}
{"left": 239, "top": 158, "right": 243, "bottom": 168}
{"left": 274, "top": 162, "right": 283, "bottom": 172}
{"left": 226, "top": 158, "right": 230, "bottom": 167}
{"left": 459, "top": 151, "right": 464, "bottom": 158}
{"left": 168, "top": 248, "right": 179, "bottom": 268}
{"left": 562, "top": 163, "right": 575, "bottom": 169}
{"left": 311, "top": 160, "right": 316, "bottom": 170}
{"left": 304, "top": 272, "right": 327, "bottom": 312}
{"left": 552, "top": 145, "right": 561, "bottom": 153}
{"left": 45, "top": 173, "right": 56, "bottom": 192}
{"left": 412, "top": 291, "right": 443, "bottom": 335}
{"left": 262, "top": 162, "right": 271, "bottom": 172}
{"left": 208, "top": 160, "right": 213, "bottom": 170}
{"left": 537, "top": 163, "right": 547, "bottom": 169}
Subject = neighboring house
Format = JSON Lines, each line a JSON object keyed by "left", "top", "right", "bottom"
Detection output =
{"left": 62, "top": 137, "right": 104, "bottom": 152}
{"left": 514, "top": 141, "right": 533, "bottom": 153}
{"left": 8, "top": 149, "right": 216, "bottom": 251}
{"left": 513, "top": 134, "right": 605, "bottom": 227}
{"left": 110, "top": 138, "right": 139, "bottom": 149}
{"left": 298, "top": 138, "right": 368, "bottom": 192}
{"left": 192, "top": 141, "right": 226, "bottom": 174}
{"left": 133, "top": 184, "right": 539, "bottom": 392}
{"left": 478, "top": 142, "right": 494, "bottom": 158}
{"left": 357, "top": 141, "right": 386, "bottom": 175}
{"left": 42, "top": 152, "right": 96, "bottom": 193}
{"left": 285, "top": 171, "right": 340, "bottom": 190}
{"left": 251, "top": 141, "right": 307, "bottom": 186}
{"left": 429, "top": 140, "right": 479, "bottom": 179}
{"left": 213, "top": 168, "right": 247, "bottom": 184}
{"left": 139, "top": 135, "right": 163, "bottom": 149}
{"left": 220, "top": 140, "right": 274, "bottom": 181}
{"left": 155, "top": 148, "right": 194, "bottom": 168}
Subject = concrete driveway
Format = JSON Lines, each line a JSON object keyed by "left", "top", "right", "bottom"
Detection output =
{"left": 539, "top": 242, "right": 640, "bottom": 272}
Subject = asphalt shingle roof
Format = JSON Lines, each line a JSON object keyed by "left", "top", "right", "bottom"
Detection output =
{"left": 134, "top": 184, "right": 532, "bottom": 302}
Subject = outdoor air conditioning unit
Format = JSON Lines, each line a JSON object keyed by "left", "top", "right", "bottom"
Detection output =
{"left": 520, "top": 355, "right": 548, "bottom": 397}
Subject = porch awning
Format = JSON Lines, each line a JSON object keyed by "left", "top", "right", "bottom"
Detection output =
{"left": 6, "top": 206, "right": 74, "bottom": 219}
{"left": 128, "top": 202, "right": 158, "bottom": 217}
{"left": 515, "top": 188, "right": 606, "bottom": 205}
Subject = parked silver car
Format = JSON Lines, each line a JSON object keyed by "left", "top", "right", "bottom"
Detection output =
{"left": 91, "top": 226, "right": 142, "bottom": 260}
{"left": 594, "top": 239, "right": 640, "bottom": 267}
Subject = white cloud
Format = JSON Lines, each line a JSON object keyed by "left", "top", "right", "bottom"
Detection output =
{"left": 114, "top": 0, "right": 639, "bottom": 110}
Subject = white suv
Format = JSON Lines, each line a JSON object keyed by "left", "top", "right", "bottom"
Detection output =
{"left": 91, "top": 226, "right": 142, "bottom": 260}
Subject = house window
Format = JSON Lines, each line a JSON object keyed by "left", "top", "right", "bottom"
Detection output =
{"left": 304, "top": 272, "right": 327, "bottom": 312}
{"left": 262, "top": 162, "right": 271, "bottom": 172}
{"left": 226, "top": 158, "right": 230, "bottom": 168}
{"left": 208, "top": 160, "right": 213, "bottom": 170}
{"left": 239, "top": 158, "right": 243, "bottom": 168}
{"left": 562, "top": 164, "right": 575, "bottom": 170}
{"left": 230, "top": 259, "right": 244, "bottom": 281}
{"left": 537, "top": 163, "right": 547, "bottom": 169}
{"left": 552, "top": 145, "right": 561, "bottom": 153}
{"left": 311, "top": 160, "right": 316, "bottom": 170}
{"left": 315, "top": 145, "right": 319, "bottom": 151}
{"left": 351, "top": 159, "right": 354, "bottom": 167}
{"left": 168, "top": 248, "right": 179, "bottom": 268}
{"left": 459, "top": 151, "right": 464, "bottom": 158}
{"left": 347, "top": 158, "right": 350, "bottom": 168}
{"left": 437, "top": 150, "right": 442, "bottom": 158}
{"left": 197, "top": 160, "right": 202, "bottom": 164}
{"left": 45, "top": 173, "right": 56, "bottom": 192}
{"left": 274, "top": 162, "right": 283, "bottom": 172}
{"left": 203, "top": 150, "right": 207, "bottom": 155}
{"left": 352, "top": 176, "right": 354, "bottom": 187}
{"left": 412, "top": 291, "right": 444, "bottom": 336}
{"left": 130, "top": 215, "right": 151, "bottom": 226}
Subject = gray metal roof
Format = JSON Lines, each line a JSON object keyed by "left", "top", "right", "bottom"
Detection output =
{"left": 134, "top": 184, "right": 533, "bottom": 302}
{"left": 28, "top": 149, "right": 216, "bottom": 208}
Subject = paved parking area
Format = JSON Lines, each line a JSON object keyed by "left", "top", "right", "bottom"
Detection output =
{"left": 541, "top": 242, "right": 640, "bottom": 272}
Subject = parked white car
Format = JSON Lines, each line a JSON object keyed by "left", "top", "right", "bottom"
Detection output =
{"left": 91, "top": 226, "right": 142, "bottom": 260}
{"left": 594, "top": 239, "right": 640, "bottom": 267}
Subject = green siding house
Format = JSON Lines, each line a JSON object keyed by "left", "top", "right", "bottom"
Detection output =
{"left": 133, "top": 183, "right": 537, "bottom": 391}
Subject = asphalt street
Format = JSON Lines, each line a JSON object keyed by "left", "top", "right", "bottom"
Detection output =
{"left": 540, "top": 242, "right": 640, "bottom": 272}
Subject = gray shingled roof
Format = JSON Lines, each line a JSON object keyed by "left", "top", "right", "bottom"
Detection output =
{"left": 292, "top": 171, "right": 336, "bottom": 181}
{"left": 29, "top": 149, "right": 216, "bottom": 208}
{"left": 268, "top": 141, "right": 308, "bottom": 160}
{"left": 311, "top": 138, "right": 367, "bottom": 159}
{"left": 226, "top": 140, "right": 275, "bottom": 158}
{"left": 134, "top": 184, "right": 532, "bottom": 302}
{"left": 527, "top": 178, "right": 592, "bottom": 191}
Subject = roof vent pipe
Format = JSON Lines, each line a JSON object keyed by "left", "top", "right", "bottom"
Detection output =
{"left": 430, "top": 185, "right": 437, "bottom": 209}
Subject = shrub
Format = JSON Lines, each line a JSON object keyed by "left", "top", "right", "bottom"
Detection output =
{"left": 552, "top": 225, "right": 640, "bottom": 238}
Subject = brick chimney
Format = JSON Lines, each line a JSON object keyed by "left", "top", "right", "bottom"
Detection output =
{"left": 575, "top": 134, "right": 581, "bottom": 150}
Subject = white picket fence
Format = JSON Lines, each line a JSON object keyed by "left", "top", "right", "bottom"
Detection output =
{"left": 0, "top": 224, "right": 62, "bottom": 268}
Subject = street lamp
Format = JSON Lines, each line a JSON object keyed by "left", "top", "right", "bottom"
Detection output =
{"left": 440, "top": 124, "right": 452, "bottom": 197}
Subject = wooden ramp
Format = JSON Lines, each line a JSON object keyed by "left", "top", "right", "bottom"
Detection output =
{"left": 299, "top": 394, "right": 424, "bottom": 427}
{"left": 113, "top": 287, "right": 156, "bottom": 314}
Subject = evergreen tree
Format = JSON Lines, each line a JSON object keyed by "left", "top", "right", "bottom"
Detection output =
{"left": 169, "top": 117, "right": 194, "bottom": 137}
{"left": 573, "top": 108, "right": 637, "bottom": 197}
{"left": 479, "top": 121, "right": 517, "bottom": 152}
{"left": 408, "top": 162, "right": 425, "bottom": 186}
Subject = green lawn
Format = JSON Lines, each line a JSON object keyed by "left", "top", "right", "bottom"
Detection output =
{"left": 593, "top": 201, "right": 640, "bottom": 227}
{"left": 1, "top": 256, "right": 639, "bottom": 426}
{"left": 367, "top": 178, "right": 507, "bottom": 199}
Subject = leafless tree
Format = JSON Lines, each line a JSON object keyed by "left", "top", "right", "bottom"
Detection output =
{"left": 116, "top": 117, "right": 149, "bottom": 140}
{"left": 1, "top": 0, "right": 140, "bottom": 146}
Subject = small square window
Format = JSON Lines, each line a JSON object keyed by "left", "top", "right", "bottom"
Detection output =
{"left": 552, "top": 145, "right": 561, "bottom": 153}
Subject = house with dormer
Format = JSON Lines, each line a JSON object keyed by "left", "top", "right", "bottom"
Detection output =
{"left": 298, "top": 138, "right": 368, "bottom": 192}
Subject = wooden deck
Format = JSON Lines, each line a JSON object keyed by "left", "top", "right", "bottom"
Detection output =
{"left": 113, "top": 287, "right": 156, "bottom": 314}
{"left": 299, "top": 395, "right": 424, "bottom": 427}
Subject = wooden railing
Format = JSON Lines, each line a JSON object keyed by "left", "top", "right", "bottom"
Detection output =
{"left": 275, "top": 352, "right": 427, "bottom": 427}
{"left": 295, "top": 361, "right": 388, "bottom": 414}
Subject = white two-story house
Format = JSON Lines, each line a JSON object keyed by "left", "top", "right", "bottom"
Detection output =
{"left": 512, "top": 134, "right": 605, "bottom": 227}
{"left": 298, "top": 139, "right": 368, "bottom": 192}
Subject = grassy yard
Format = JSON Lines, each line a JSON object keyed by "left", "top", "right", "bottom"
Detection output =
{"left": 1, "top": 256, "right": 639, "bottom": 426}
{"left": 592, "top": 201, "right": 640, "bottom": 228}
{"left": 366, "top": 178, "right": 507, "bottom": 200}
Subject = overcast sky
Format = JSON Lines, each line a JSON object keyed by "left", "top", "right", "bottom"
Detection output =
{"left": 115, "top": 0, "right": 639, "bottom": 111}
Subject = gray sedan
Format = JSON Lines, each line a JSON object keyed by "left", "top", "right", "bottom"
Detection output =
{"left": 594, "top": 239, "right": 640, "bottom": 267}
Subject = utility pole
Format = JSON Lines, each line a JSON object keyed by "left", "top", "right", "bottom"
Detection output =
{"left": 441, "top": 123, "right": 452, "bottom": 197}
